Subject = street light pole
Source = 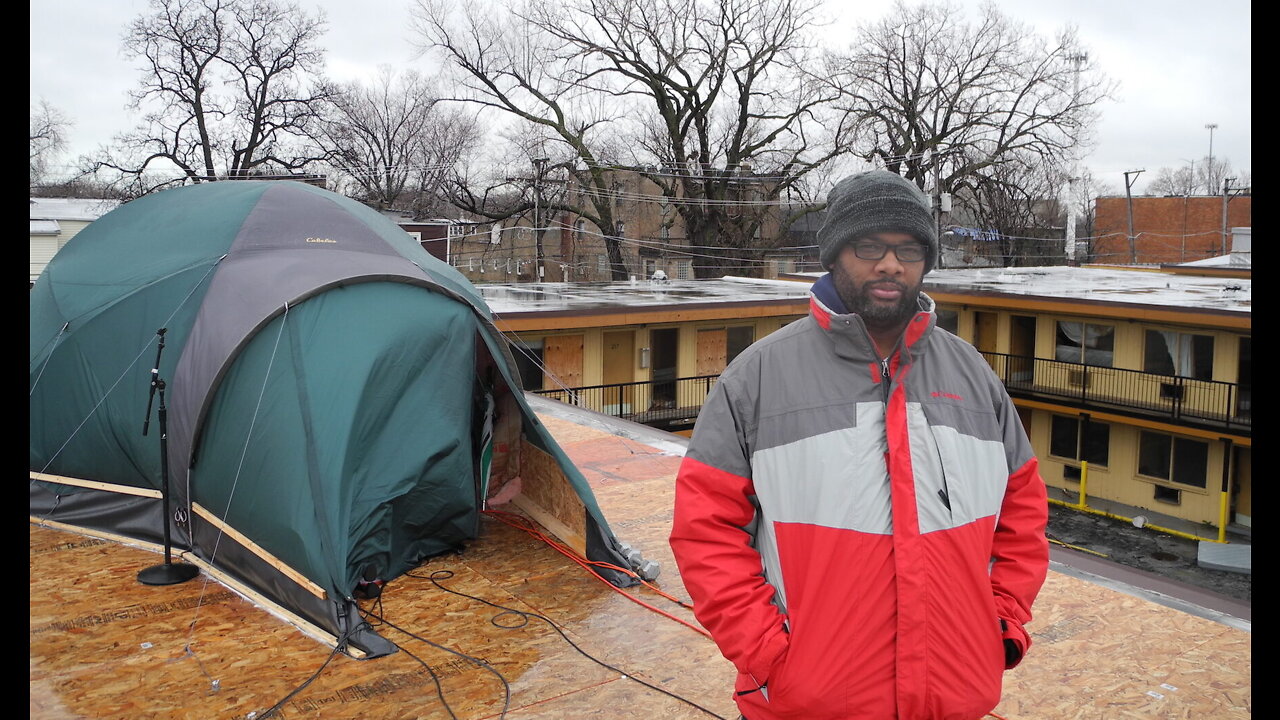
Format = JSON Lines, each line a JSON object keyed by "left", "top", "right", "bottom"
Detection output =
{"left": 1204, "top": 123, "right": 1218, "bottom": 194}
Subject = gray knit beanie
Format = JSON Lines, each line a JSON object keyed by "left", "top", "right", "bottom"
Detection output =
{"left": 817, "top": 170, "right": 938, "bottom": 273}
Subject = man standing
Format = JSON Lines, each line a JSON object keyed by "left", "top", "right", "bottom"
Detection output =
{"left": 669, "top": 170, "right": 1048, "bottom": 720}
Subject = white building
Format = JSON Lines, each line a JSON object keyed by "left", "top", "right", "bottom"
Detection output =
{"left": 30, "top": 198, "right": 121, "bottom": 284}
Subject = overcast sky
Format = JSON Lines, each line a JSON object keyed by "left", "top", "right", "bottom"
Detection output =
{"left": 30, "top": 0, "right": 1250, "bottom": 195}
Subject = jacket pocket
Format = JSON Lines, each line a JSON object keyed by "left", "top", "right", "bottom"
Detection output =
{"left": 735, "top": 643, "right": 789, "bottom": 702}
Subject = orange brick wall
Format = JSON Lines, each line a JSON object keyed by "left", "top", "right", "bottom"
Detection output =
{"left": 1093, "top": 196, "right": 1251, "bottom": 264}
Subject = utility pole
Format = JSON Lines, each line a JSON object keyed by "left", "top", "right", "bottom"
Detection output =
{"left": 1123, "top": 169, "right": 1144, "bottom": 263}
{"left": 1064, "top": 53, "right": 1088, "bottom": 265}
{"left": 532, "top": 157, "right": 549, "bottom": 282}
{"left": 1221, "top": 177, "right": 1247, "bottom": 256}
{"left": 932, "top": 162, "right": 949, "bottom": 269}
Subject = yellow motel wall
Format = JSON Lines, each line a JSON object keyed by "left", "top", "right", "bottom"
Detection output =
{"left": 511, "top": 315, "right": 800, "bottom": 388}
{"left": 939, "top": 298, "right": 1250, "bottom": 530}
{"left": 1028, "top": 410, "right": 1242, "bottom": 526}
{"left": 503, "top": 291, "right": 1249, "bottom": 531}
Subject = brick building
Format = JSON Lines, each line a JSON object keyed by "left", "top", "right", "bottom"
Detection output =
{"left": 1093, "top": 195, "right": 1251, "bottom": 265}
{"left": 442, "top": 167, "right": 801, "bottom": 285}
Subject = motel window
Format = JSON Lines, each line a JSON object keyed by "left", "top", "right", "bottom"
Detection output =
{"left": 935, "top": 308, "right": 959, "bottom": 335}
{"left": 1137, "top": 431, "right": 1208, "bottom": 489}
{"left": 1049, "top": 415, "right": 1110, "bottom": 468}
{"left": 1055, "top": 321, "right": 1114, "bottom": 367}
{"left": 676, "top": 260, "right": 693, "bottom": 280}
{"left": 1144, "top": 330, "right": 1214, "bottom": 380}
{"left": 510, "top": 340, "right": 545, "bottom": 392}
{"left": 726, "top": 326, "right": 755, "bottom": 365}
{"left": 597, "top": 254, "right": 607, "bottom": 273}
{"left": 644, "top": 258, "right": 658, "bottom": 277}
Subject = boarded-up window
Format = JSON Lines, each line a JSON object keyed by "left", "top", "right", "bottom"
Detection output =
{"left": 696, "top": 329, "right": 727, "bottom": 376}
{"left": 543, "top": 334, "right": 584, "bottom": 389}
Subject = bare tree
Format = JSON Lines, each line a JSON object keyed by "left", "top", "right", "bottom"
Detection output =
{"left": 30, "top": 100, "right": 72, "bottom": 186}
{"left": 1070, "top": 167, "right": 1112, "bottom": 259}
{"left": 414, "top": 0, "right": 850, "bottom": 278}
{"left": 824, "top": 1, "right": 1113, "bottom": 202}
{"left": 413, "top": 0, "right": 633, "bottom": 277}
{"left": 1147, "top": 164, "right": 1199, "bottom": 196}
{"left": 951, "top": 153, "right": 1067, "bottom": 266}
{"left": 1195, "top": 155, "right": 1239, "bottom": 195}
{"left": 91, "top": 0, "right": 333, "bottom": 195}
{"left": 1146, "top": 157, "right": 1247, "bottom": 196}
{"left": 315, "top": 66, "right": 481, "bottom": 212}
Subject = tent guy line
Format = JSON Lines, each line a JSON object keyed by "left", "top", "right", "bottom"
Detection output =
{"left": 182, "top": 304, "right": 292, "bottom": 659}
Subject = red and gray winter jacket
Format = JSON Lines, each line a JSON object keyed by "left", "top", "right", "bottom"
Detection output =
{"left": 670, "top": 289, "right": 1049, "bottom": 720}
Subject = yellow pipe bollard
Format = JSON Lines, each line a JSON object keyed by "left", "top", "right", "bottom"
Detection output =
{"left": 1076, "top": 461, "right": 1088, "bottom": 510}
{"left": 1047, "top": 497, "right": 1220, "bottom": 543}
{"left": 1217, "top": 487, "right": 1230, "bottom": 544}
{"left": 1050, "top": 460, "right": 1226, "bottom": 544}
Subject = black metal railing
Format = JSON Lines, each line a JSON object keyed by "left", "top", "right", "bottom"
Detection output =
{"left": 980, "top": 352, "right": 1249, "bottom": 430}
{"left": 533, "top": 374, "right": 720, "bottom": 425}
{"left": 534, "top": 356, "right": 1249, "bottom": 434}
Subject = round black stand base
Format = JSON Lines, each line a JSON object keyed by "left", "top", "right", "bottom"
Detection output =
{"left": 138, "top": 562, "right": 200, "bottom": 585}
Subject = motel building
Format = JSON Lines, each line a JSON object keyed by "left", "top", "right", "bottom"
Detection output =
{"left": 479, "top": 263, "right": 1251, "bottom": 539}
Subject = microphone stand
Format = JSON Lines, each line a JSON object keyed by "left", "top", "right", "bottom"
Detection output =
{"left": 138, "top": 328, "right": 199, "bottom": 586}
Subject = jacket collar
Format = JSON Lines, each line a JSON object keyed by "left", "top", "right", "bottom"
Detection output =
{"left": 809, "top": 273, "right": 937, "bottom": 361}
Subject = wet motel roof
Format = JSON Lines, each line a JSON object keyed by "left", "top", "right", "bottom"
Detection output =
{"left": 477, "top": 276, "right": 811, "bottom": 315}
{"left": 476, "top": 266, "right": 1251, "bottom": 320}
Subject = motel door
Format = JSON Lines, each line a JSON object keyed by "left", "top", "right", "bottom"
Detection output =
{"left": 603, "top": 331, "right": 636, "bottom": 414}
{"left": 974, "top": 311, "right": 999, "bottom": 375}
{"left": 1232, "top": 445, "right": 1251, "bottom": 528}
{"left": 650, "top": 328, "right": 679, "bottom": 408}
{"left": 1009, "top": 315, "right": 1037, "bottom": 387}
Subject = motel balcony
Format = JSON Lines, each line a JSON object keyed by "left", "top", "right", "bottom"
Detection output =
{"left": 533, "top": 355, "right": 1249, "bottom": 436}
{"left": 979, "top": 352, "right": 1250, "bottom": 434}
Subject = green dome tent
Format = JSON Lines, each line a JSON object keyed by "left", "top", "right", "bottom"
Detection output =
{"left": 30, "top": 181, "right": 633, "bottom": 657}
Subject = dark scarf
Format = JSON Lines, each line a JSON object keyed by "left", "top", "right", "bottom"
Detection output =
{"left": 810, "top": 272, "right": 848, "bottom": 314}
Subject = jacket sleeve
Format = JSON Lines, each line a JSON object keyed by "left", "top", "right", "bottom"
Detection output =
{"left": 669, "top": 382, "right": 790, "bottom": 687}
{"left": 990, "top": 390, "right": 1050, "bottom": 669}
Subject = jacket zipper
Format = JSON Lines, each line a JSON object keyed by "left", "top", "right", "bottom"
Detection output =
{"left": 880, "top": 357, "right": 893, "bottom": 474}
{"left": 882, "top": 350, "right": 952, "bottom": 517}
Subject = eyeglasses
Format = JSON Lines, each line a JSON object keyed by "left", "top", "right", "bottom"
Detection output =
{"left": 849, "top": 240, "right": 928, "bottom": 263}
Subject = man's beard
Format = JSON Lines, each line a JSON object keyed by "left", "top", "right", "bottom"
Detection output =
{"left": 832, "top": 265, "right": 923, "bottom": 332}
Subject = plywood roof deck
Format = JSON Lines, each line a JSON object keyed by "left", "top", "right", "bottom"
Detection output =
{"left": 30, "top": 407, "right": 1249, "bottom": 719}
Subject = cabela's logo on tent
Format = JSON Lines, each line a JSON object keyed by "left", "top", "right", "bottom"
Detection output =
{"left": 305, "top": 237, "right": 337, "bottom": 243}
